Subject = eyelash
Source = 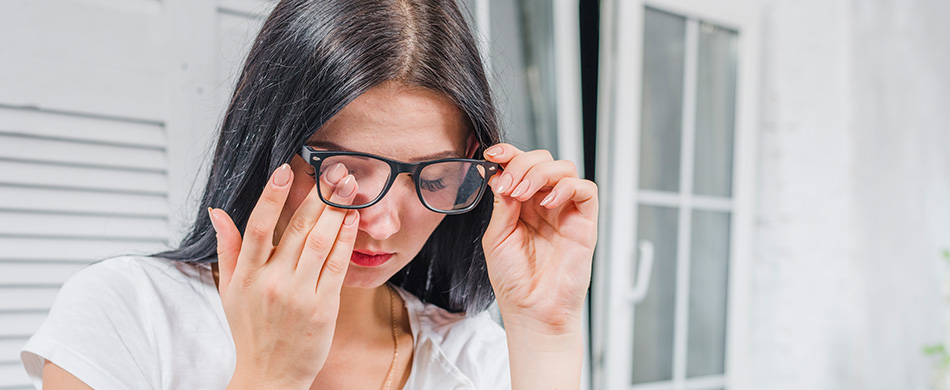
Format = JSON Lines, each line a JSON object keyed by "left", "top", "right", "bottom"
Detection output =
{"left": 420, "top": 178, "right": 446, "bottom": 191}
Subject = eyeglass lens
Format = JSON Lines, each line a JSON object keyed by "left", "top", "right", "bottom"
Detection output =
{"left": 315, "top": 155, "right": 490, "bottom": 212}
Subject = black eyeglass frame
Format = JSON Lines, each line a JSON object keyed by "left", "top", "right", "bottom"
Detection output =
{"left": 299, "top": 146, "right": 501, "bottom": 215}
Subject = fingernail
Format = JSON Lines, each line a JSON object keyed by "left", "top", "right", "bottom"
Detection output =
{"left": 510, "top": 179, "right": 530, "bottom": 198}
{"left": 273, "top": 164, "right": 291, "bottom": 187}
{"left": 337, "top": 175, "right": 356, "bottom": 197}
{"left": 497, "top": 173, "right": 513, "bottom": 194}
{"left": 485, "top": 145, "right": 502, "bottom": 157}
{"left": 325, "top": 163, "right": 346, "bottom": 184}
{"left": 207, "top": 207, "right": 220, "bottom": 233}
{"left": 343, "top": 211, "right": 358, "bottom": 226}
{"left": 540, "top": 190, "right": 557, "bottom": 206}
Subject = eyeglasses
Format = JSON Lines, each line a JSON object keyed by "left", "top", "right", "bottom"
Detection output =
{"left": 299, "top": 146, "right": 501, "bottom": 214}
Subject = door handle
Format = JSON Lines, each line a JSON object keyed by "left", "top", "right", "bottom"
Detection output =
{"left": 628, "top": 240, "right": 654, "bottom": 303}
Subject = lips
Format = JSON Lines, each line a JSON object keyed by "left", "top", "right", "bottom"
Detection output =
{"left": 350, "top": 250, "right": 394, "bottom": 267}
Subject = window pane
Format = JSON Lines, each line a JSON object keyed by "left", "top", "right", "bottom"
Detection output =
{"left": 632, "top": 205, "right": 679, "bottom": 384}
{"left": 692, "top": 23, "right": 737, "bottom": 197}
{"left": 639, "top": 8, "right": 685, "bottom": 192}
{"left": 686, "top": 210, "right": 731, "bottom": 377}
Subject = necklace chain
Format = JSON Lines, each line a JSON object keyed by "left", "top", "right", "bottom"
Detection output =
{"left": 383, "top": 284, "right": 399, "bottom": 390}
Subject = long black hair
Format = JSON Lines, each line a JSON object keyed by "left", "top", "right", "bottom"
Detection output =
{"left": 158, "top": 0, "right": 500, "bottom": 314}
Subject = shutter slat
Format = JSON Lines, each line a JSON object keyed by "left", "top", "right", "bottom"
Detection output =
{"left": 0, "top": 362, "right": 31, "bottom": 387}
{"left": 0, "top": 134, "right": 166, "bottom": 172}
{"left": 0, "top": 313, "right": 47, "bottom": 338}
{"left": 0, "top": 262, "right": 87, "bottom": 286}
{"left": 0, "top": 289, "right": 58, "bottom": 311}
{"left": 0, "top": 106, "right": 164, "bottom": 148}
{"left": 0, "top": 212, "right": 168, "bottom": 241}
{"left": 0, "top": 185, "right": 168, "bottom": 217}
{"left": 0, "top": 338, "right": 28, "bottom": 365}
{"left": 0, "top": 160, "right": 167, "bottom": 194}
{"left": 0, "top": 237, "right": 168, "bottom": 262}
{"left": 218, "top": 0, "right": 276, "bottom": 18}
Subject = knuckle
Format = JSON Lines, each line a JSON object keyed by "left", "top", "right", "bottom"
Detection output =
{"left": 305, "top": 234, "right": 332, "bottom": 254}
{"left": 322, "top": 257, "right": 348, "bottom": 276}
{"left": 244, "top": 222, "right": 271, "bottom": 242}
{"left": 261, "top": 186, "right": 287, "bottom": 204}
{"left": 286, "top": 295, "right": 308, "bottom": 314}
{"left": 262, "top": 283, "right": 282, "bottom": 303}
{"left": 288, "top": 216, "right": 313, "bottom": 235}
{"left": 589, "top": 181, "right": 600, "bottom": 196}
{"left": 235, "top": 272, "right": 255, "bottom": 291}
{"left": 527, "top": 149, "right": 552, "bottom": 161}
{"left": 561, "top": 160, "right": 577, "bottom": 173}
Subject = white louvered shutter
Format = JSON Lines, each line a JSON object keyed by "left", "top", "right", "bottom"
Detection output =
{"left": 0, "top": 1, "right": 271, "bottom": 387}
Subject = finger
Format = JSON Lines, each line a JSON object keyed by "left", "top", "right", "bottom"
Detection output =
{"left": 540, "top": 177, "right": 599, "bottom": 216}
{"left": 296, "top": 174, "right": 358, "bottom": 286}
{"left": 483, "top": 143, "right": 522, "bottom": 164}
{"left": 271, "top": 184, "right": 327, "bottom": 269}
{"left": 483, "top": 174, "right": 523, "bottom": 255}
{"left": 271, "top": 163, "right": 348, "bottom": 269}
{"left": 509, "top": 160, "right": 578, "bottom": 202}
{"left": 209, "top": 207, "right": 241, "bottom": 294}
{"left": 492, "top": 149, "right": 555, "bottom": 196}
{"left": 235, "top": 164, "right": 294, "bottom": 271}
{"left": 314, "top": 209, "right": 359, "bottom": 302}
{"left": 317, "top": 162, "right": 348, "bottom": 199}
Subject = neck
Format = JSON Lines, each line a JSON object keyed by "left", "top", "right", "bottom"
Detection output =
{"left": 335, "top": 284, "right": 395, "bottom": 340}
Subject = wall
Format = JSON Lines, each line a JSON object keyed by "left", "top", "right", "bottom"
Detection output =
{"left": 751, "top": 0, "right": 950, "bottom": 389}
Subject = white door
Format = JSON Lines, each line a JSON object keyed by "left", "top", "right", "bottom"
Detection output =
{"left": 0, "top": 0, "right": 271, "bottom": 387}
{"left": 592, "top": 1, "right": 759, "bottom": 389}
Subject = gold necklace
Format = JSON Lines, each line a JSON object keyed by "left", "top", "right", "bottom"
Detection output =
{"left": 383, "top": 284, "right": 399, "bottom": 390}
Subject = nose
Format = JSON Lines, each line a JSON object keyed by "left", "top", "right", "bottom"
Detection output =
{"left": 356, "top": 178, "right": 411, "bottom": 241}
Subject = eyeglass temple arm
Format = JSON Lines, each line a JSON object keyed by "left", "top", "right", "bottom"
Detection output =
{"left": 299, "top": 146, "right": 317, "bottom": 163}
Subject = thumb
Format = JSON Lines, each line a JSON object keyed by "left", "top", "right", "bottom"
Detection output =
{"left": 208, "top": 208, "right": 241, "bottom": 295}
{"left": 483, "top": 180, "right": 521, "bottom": 255}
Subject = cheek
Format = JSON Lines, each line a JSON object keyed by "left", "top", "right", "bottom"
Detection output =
{"left": 400, "top": 207, "right": 446, "bottom": 249}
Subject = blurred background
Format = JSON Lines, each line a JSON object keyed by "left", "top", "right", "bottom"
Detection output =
{"left": 1, "top": 0, "right": 949, "bottom": 389}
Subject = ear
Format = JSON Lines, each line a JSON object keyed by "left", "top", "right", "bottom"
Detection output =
{"left": 464, "top": 133, "right": 480, "bottom": 159}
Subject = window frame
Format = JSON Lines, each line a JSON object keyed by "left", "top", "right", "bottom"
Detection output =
{"left": 592, "top": 1, "right": 760, "bottom": 389}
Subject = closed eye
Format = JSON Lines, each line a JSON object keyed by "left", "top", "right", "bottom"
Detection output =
{"left": 420, "top": 178, "right": 446, "bottom": 191}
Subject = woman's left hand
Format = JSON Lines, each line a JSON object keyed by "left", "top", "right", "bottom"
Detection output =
{"left": 482, "top": 143, "right": 598, "bottom": 335}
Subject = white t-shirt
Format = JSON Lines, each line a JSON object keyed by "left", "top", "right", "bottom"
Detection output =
{"left": 20, "top": 256, "right": 510, "bottom": 389}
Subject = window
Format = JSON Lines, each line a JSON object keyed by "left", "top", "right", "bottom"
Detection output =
{"left": 593, "top": 1, "right": 758, "bottom": 389}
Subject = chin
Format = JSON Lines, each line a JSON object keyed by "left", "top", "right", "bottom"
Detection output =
{"left": 341, "top": 267, "right": 395, "bottom": 289}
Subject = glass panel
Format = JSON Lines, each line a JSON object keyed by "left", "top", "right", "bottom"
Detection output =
{"left": 632, "top": 205, "right": 679, "bottom": 384}
{"left": 686, "top": 210, "right": 731, "bottom": 377}
{"left": 692, "top": 23, "right": 738, "bottom": 197}
{"left": 486, "top": 0, "right": 559, "bottom": 154}
{"left": 639, "top": 8, "right": 685, "bottom": 192}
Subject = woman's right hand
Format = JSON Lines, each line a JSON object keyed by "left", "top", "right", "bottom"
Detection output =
{"left": 208, "top": 163, "right": 360, "bottom": 390}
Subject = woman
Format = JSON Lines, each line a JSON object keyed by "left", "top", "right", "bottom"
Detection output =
{"left": 21, "top": 0, "right": 597, "bottom": 389}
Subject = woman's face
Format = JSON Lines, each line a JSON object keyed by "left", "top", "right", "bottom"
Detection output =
{"left": 279, "top": 82, "right": 473, "bottom": 289}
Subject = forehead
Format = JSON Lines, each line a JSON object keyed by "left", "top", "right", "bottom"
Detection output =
{"left": 308, "top": 83, "right": 470, "bottom": 161}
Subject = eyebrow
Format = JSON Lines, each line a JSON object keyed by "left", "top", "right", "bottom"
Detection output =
{"left": 305, "top": 140, "right": 464, "bottom": 162}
